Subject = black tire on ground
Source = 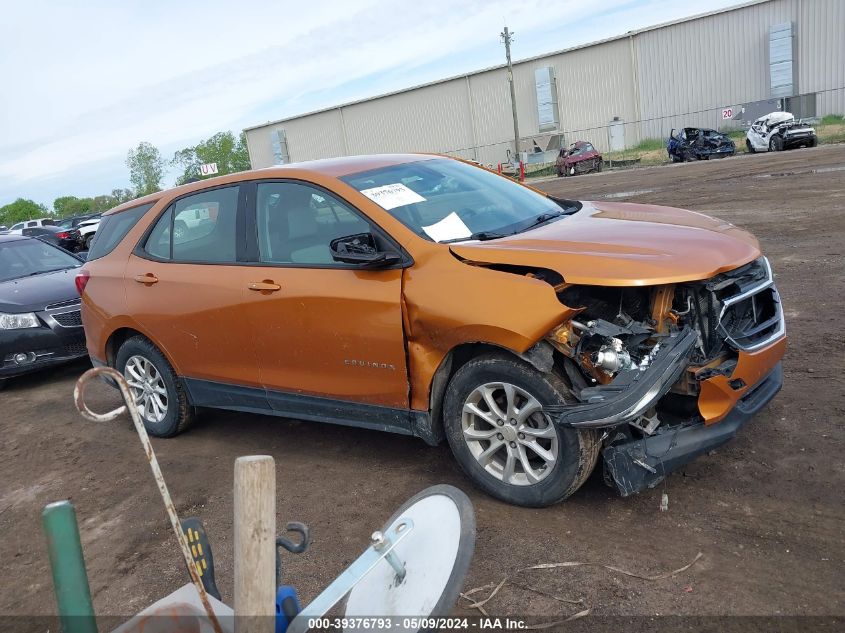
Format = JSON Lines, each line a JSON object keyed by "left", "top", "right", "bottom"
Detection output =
{"left": 769, "top": 135, "right": 784, "bottom": 152}
{"left": 597, "top": 159, "right": 603, "bottom": 172}
{"left": 746, "top": 139, "right": 755, "bottom": 154}
{"left": 442, "top": 353, "right": 601, "bottom": 507}
{"left": 809, "top": 138, "right": 818, "bottom": 148}
{"left": 115, "top": 336, "right": 194, "bottom": 437}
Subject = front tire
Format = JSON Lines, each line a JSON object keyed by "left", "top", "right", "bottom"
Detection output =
{"left": 746, "top": 139, "right": 756, "bottom": 154}
{"left": 115, "top": 336, "right": 194, "bottom": 437}
{"left": 84, "top": 234, "right": 94, "bottom": 249}
{"left": 769, "top": 135, "right": 784, "bottom": 152}
{"left": 443, "top": 354, "right": 600, "bottom": 507}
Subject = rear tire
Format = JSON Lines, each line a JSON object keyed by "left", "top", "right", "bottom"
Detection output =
{"left": 746, "top": 139, "right": 755, "bottom": 154}
{"left": 443, "top": 354, "right": 600, "bottom": 507}
{"left": 115, "top": 336, "right": 194, "bottom": 437}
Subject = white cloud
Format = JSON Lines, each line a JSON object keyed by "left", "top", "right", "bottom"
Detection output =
{"left": 0, "top": 0, "right": 742, "bottom": 204}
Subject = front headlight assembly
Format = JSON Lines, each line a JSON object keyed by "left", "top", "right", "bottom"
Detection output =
{"left": 0, "top": 312, "right": 40, "bottom": 329}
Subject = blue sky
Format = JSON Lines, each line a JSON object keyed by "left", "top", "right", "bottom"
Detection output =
{"left": 0, "top": 0, "right": 742, "bottom": 209}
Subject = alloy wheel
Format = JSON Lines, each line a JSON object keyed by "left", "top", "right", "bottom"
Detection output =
{"left": 124, "top": 355, "right": 169, "bottom": 423}
{"left": 461, "top": 382, "right": 558, "bottom": 486}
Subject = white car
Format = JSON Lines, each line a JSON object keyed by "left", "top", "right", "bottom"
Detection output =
{"left": 7, "top": 218, "right": 56, "bottom": 234}
{"left": 77, "top": 216, "right": 101, "bottom": 249}
{"left": 745, "top": 111, "right": 817, "bottom": 153}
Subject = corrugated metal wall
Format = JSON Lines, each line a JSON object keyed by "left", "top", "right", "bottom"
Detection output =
{"left": 798, "top": 0, "right": 845, "bottom": 114}
{"left": 245, "top": 0, "right": 844, "bottom": 168}
{"left": 635, "top": 0, "right": 796, "bottom": 139}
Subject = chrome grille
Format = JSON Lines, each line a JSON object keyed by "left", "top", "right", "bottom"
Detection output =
{"left": 45, "top": 298, "right": 81, "bottom": 311}
{"left": 52, "top": 310, "right": 83, "bottom": 327}
{"left": 716, "top": 257, "right": 785, "bottom": 351}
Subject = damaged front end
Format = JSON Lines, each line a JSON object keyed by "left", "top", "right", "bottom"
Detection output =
{"left": 542, "top": 257, "right": 786, "bottom": 496}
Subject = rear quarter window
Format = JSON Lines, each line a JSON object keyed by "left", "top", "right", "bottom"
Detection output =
{"left": 87, "top": 203, "right": 154, "bottom": 260}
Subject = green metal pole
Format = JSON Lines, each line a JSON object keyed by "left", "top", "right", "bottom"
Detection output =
{"left": 42, "top": 501, "right": 98, "bottom": 633}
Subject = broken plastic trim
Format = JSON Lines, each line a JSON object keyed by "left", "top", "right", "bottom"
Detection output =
{"left": 603, "top": 363, "right": 783, "bottom": 496}
{"left": 544, "top": 327, "right": 697, "bottom": 428}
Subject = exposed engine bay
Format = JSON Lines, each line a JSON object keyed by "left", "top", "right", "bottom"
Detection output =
{"left": 458, "top": 252, "right": 785, "bottom": 497}
{"left": 536, "top": 257, "right": 785, "bottom": 494}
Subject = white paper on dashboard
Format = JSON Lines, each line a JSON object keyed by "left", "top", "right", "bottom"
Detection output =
{"left": 359, "top": 183, "right": 426, "bottom": 210}
{"left": 422, "top": 211, "right": 472, "bottom": 242}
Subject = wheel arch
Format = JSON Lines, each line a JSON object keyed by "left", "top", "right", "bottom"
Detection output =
{"left": 105, "top": 325, "right": 181, "bottom": 375}
{"left": 424, "top": 340, "right": 559, "bottom": 446}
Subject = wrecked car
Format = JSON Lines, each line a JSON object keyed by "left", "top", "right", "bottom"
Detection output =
{"left": 556, "top": 141, "right": 603, "bottom": 176}
{"left": 667, "top": 127, "right": 736, "bottom": 162}
{"left": 78, "top": 155, "right": 785, "bottom": 507}
{"left": 746, "top": 111, "right": 817, "bottom": 153}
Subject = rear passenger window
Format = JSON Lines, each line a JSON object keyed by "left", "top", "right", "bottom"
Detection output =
{"left": 145, "top": 208, "right": 172, "bottom": 259}
{"left": 87, "top": 203, "right": 153, "bottom": 261}
{"left": 143, "top": 187, "right": 240, "bottom": 263}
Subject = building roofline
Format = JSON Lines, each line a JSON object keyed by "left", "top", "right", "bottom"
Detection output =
{"left": 243, "top": 0, "right": 770, "bottom": 132}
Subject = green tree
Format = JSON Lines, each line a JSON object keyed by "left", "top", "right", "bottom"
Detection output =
{"left": 53, "top": 195, "right": 94, "bottom": 217}
{"left": 126, "top": 141, "right": 165, "bottom": 197}
{"left": 0, "top": 198, "right": 49, "bottom": 226}
{"left": 172, "top": 131, "right": 251, "bottom": 185}
{"left": 111, "top": 188, "right": 134, "bottom": 204}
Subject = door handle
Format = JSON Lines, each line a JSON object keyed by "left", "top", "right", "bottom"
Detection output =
{"left": 134, "top": 273, "right": 159, "bottom": 285}
{"left": 248, "top": 281, "right": 281, "bottom": 292}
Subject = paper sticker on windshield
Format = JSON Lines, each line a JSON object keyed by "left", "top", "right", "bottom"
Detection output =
{"left": 422, "top": 211, "right": 472, "bottom": 243}
{"left": 360, "top": 183, "right": 426, "bottom": 210}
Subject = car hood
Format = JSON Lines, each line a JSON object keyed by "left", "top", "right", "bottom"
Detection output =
{"left": 0, "top": 268, "right": 82, "bottom": 312}
{"left": 562, "top": 154, "right": 593, "bottom": 165}
{"left": 449, "top": 201, "right": 760, "bottom": 286}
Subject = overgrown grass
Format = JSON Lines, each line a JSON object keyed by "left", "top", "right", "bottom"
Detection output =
{"left": 630, "top": 138, "right": 666, "bottom": 152}
{"left": 820, "top": 114, "right": 845, "bottom": 125}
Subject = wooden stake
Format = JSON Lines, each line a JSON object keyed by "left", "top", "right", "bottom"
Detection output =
{"left": 234, "top": 455, "right": 276, "bottom": 633}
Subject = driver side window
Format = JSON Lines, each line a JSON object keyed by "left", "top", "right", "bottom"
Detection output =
{"left": 256, "top": 182, "right": 371, "bottom": 266}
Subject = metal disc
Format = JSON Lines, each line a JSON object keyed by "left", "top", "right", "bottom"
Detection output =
{"left": 343, "top": 484, "right": 475, "bottom": 629}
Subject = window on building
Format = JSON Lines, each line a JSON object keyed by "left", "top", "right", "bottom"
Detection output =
{"left": 535, "top": 67, "right": 560, "bottom": 132}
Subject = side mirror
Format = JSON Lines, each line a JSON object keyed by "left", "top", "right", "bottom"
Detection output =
{"left": 330, "top": 233, "right": 399, "bottom": 267}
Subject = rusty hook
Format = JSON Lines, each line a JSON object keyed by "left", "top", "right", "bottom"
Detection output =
{"left": 74, "top": 366, "right": 225, "bottom": 633}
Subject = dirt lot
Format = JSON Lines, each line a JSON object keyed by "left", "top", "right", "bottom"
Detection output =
{"left": 2, "top": 145, "right": 844, "bottom": 624}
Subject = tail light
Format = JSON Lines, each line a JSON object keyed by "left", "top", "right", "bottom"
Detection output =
{"left": 56, "top": 231, "right": 70, "bottom": 239}
{"left": 75, "top": 269, "right": 90, "bottom": 295}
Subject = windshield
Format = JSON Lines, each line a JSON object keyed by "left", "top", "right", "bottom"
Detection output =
{"left": 342, "top": 158, "right": 578, "bottom": 243}
{"left": 0, "top": 238, "right": 81, "bottom": 282}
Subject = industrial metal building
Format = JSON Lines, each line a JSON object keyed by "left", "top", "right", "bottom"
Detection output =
{"left": 245, "top": 0, "right": 845, "bottom": 168}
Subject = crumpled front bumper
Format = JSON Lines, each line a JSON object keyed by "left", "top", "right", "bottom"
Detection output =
{"left": 545, "top": 327, "right": 698, "bottom": 429}
{"left": 603, "top": 362, "right": 783, "bottom": 496}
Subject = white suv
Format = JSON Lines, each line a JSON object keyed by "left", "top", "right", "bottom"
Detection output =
{"left": 77, "top": 216, "right": 102, "bottom": 249}
{"left": 7, "top": 218, "right": 55, "bottom": 234}
{"left": 746, "top": 112, "right": 817, "bottom": 153}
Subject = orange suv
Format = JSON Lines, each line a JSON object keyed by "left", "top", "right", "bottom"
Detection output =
{"left": 79, "top": 154, "right": 785, "bottom": 506}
